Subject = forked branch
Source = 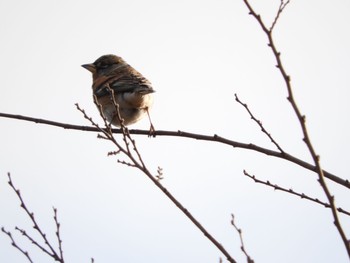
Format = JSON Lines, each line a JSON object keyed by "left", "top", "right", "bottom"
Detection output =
{"left": 2, "top": 173, "right": 65, "bottom": 262}
{"left": 242, "top": 0, "right": 350, "bottom": 257}
{"left": 75, "top": 100, "right": 237, "bottom": 263}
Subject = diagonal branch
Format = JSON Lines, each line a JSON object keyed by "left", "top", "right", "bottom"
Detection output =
{"left": 270, "top": 0, "right": 291, "bottom": 31}
{"left": 230, "top": 214, "right": 254, "bottom": 263}
{"left": 14, "top": 227, "right": 55, "bottom": 259}
{"left": 243, "top": 170, "right": 350, "bottom": 217}
{"left": 75, "top": 103, "right": 237, "bottom": 263}
{"left": 6, "top": 173, "right": 62, "bottom": 261}
{"left": 242, "top": 0, "right": 350, "bottom": 257}
{"left": 1, "top": 227, "right": 34, "bottom": 263}
{"left": 235, "top": 93, "right": 284, "bottom": 153}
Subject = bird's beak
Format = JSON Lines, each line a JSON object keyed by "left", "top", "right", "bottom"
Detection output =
{"left": 81, "top": 63, "right": 96, "bottom": 73}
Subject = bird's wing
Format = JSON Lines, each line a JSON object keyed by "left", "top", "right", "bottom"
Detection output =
{"left": 94, "top": 72, "right": 154, "bottom": 97}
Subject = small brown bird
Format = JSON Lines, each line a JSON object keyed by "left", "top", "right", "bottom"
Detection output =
{"left": 82, "top": 54, "right": 155, "bottom": 130}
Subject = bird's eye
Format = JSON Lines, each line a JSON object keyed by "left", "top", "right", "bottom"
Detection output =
{"left": 96, "top": 62, "right": 109, "bottom": 69}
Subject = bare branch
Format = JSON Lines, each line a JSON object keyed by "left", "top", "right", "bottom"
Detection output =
{"left": 1, "top": 227, "right": 34, "bottom": 263}
{"left": 243, "top": 170, "right": 350, "bottom": 217}
{"left": 53, "top": 207, "right": 64, "bottom": 261}
{"left": 15, "top": 226, "right": 60, "bottom": 260}
{"left": 235, "top": 93, "right": 284, "bottom": 153}
{"left": 0, "top": 112, "right": 347, "bottom": 189}
{"left": 230, "top": 214, "right": 254, "bottom": 263}
{"left": 75, "top": 105, "right": 238, "bottom": 263}
{"left": 242, "top": 0, "right": 350, "bottom": 257}
{"left": 5, "top": 173, "right": 64, "bottom": 262}
{"left": 270, "top": 0, "right": 291, "bottom": 31}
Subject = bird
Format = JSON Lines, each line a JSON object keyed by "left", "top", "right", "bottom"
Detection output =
{"left": 82, "top": 54, "right": 155, "bottom": 132}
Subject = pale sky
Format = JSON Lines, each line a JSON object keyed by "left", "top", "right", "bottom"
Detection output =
{"left": 1, "top": 0, "right": 350, "bottom": 262}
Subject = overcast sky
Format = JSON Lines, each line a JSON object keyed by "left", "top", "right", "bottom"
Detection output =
{"left": 1, "top": 0, "right": 350, "bottom": 262}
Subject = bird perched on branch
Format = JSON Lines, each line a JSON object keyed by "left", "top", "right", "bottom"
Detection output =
{"left": 82, "top": 54, "right": 155, "bottom": 132}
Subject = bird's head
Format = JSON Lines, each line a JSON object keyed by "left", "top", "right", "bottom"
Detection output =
{"left": 82, "top": 54, "right": 127, "bottom": 76}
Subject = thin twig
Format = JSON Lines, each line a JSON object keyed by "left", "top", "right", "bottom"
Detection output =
{"left": 75, "top": 103, "right": 238, "bottom": 263}
{"left": 0, "top": 112, "right": 347, "bottom": 189}
{"left": 230, "top": 214, "right": 254, "bottom": 263}
{"left": 270, "top": 0, "right": 291, "bottom": 31}
{"left": 243, "top": 170, "right": 350, "bottom": 216}
{"left": 15, "top": 227, "right": 56, "bottom": 259}
{"left": 1, "top": 227, "right": 34, "bottom": 263}
{"left": 242, "top": 0, "right": 350, "bottom": 257}
{"left": 5, "top": 173, "right": 63, "bottom": 262}
{"left": 53, "top": 207, "right": 64, "bottom": 261}
{"left": 235, "top": 93, "right": 284, "bottom": 153}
